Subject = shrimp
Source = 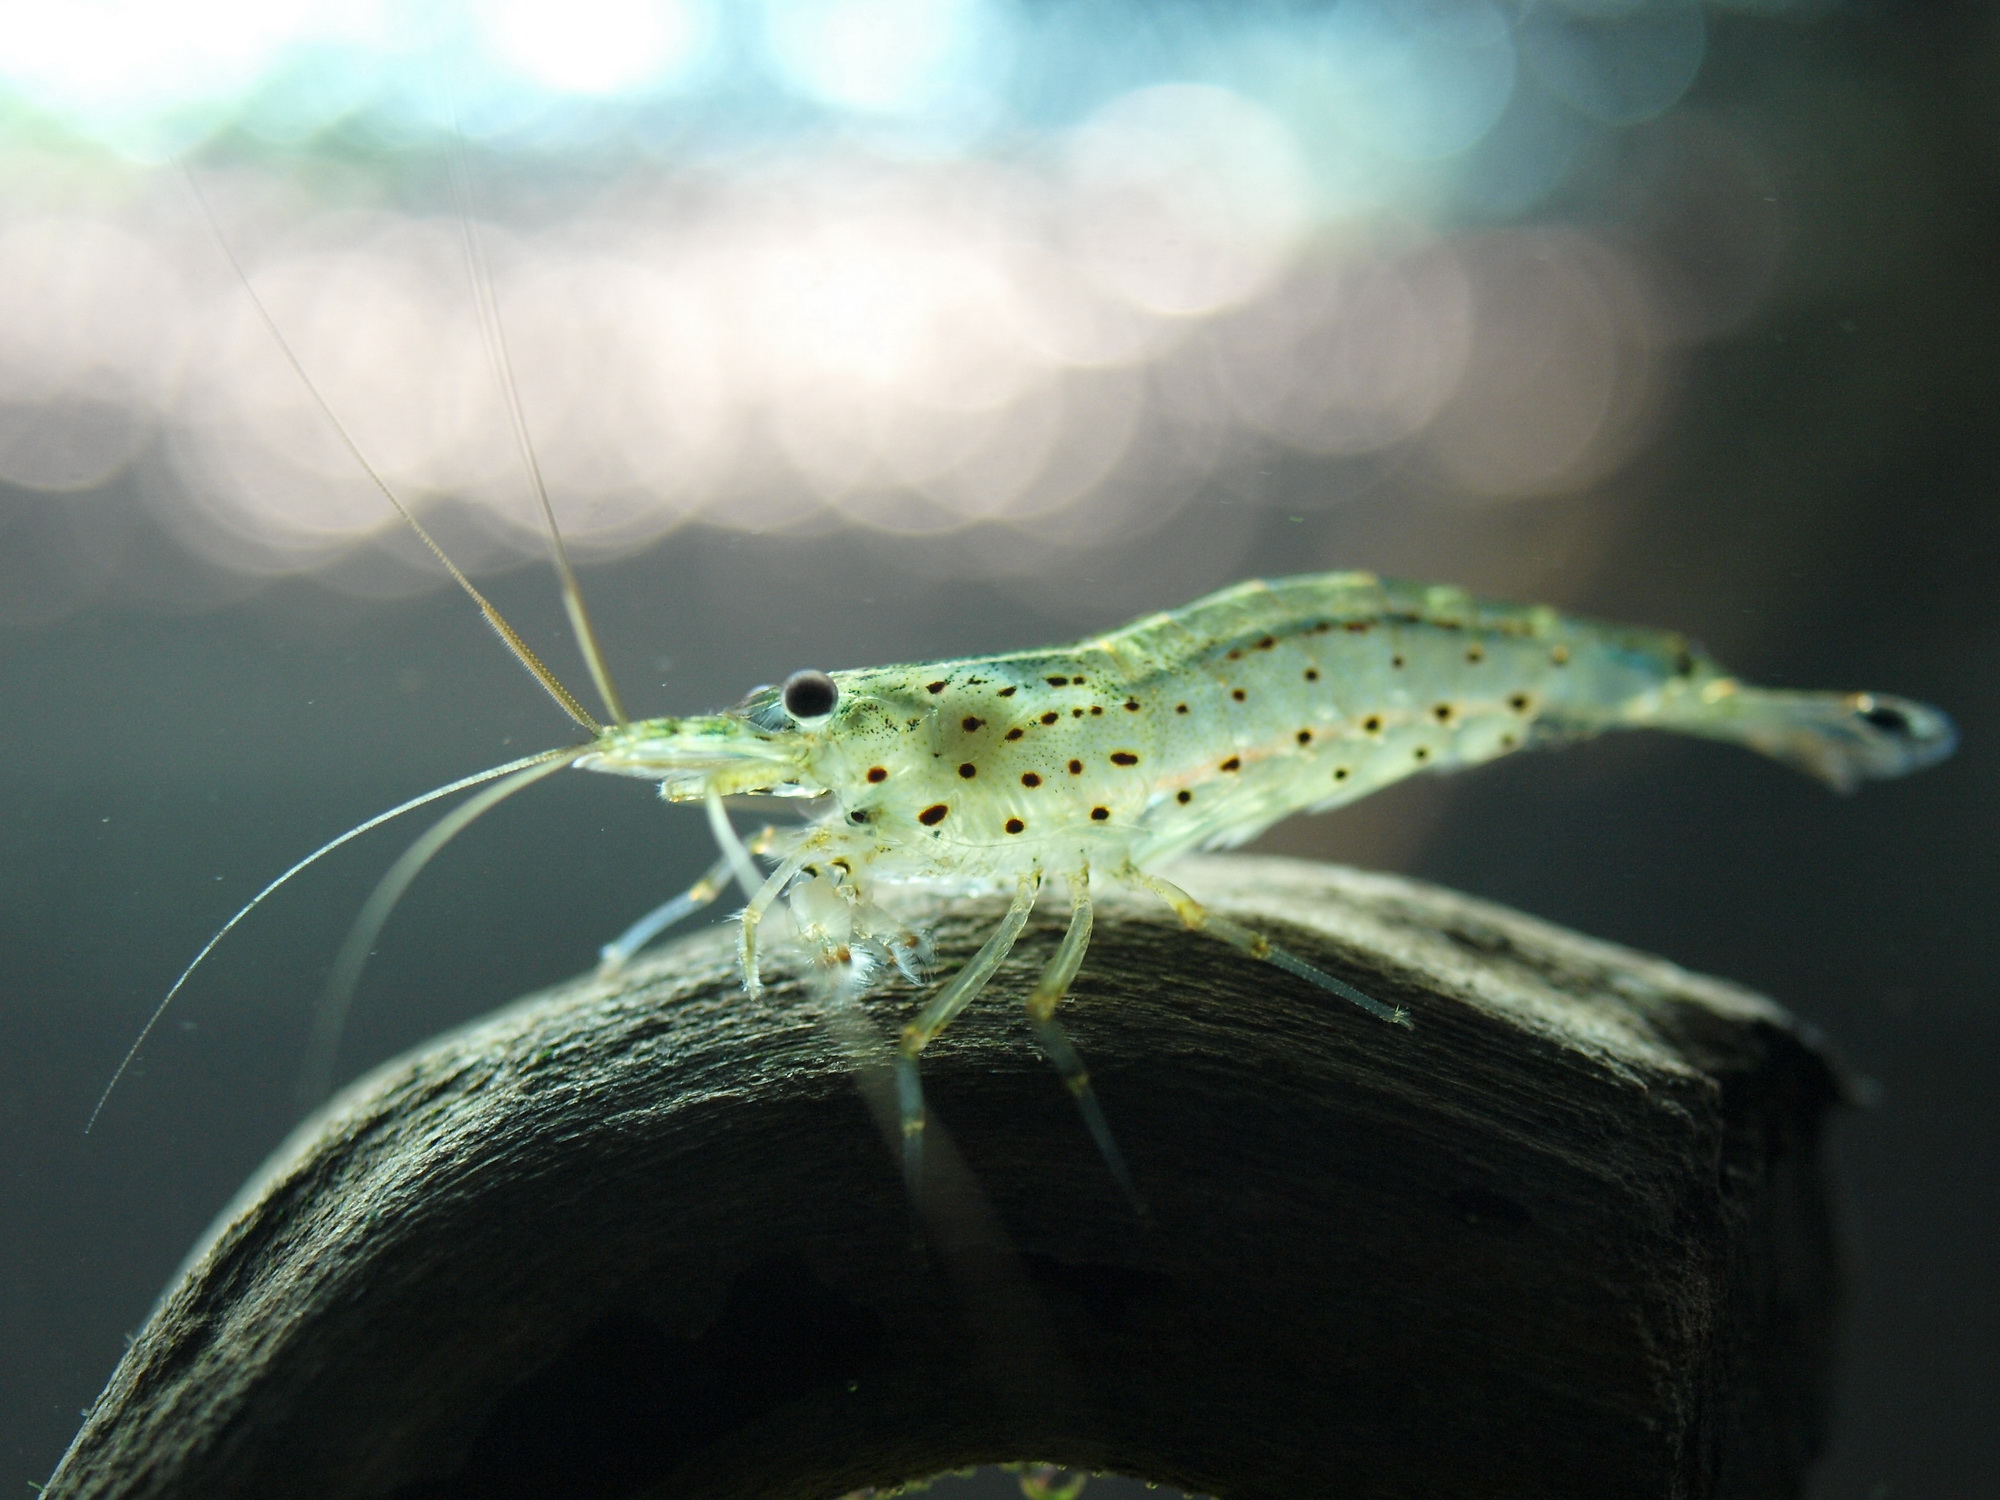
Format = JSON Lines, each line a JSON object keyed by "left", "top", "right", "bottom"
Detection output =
{"left": 94, "top": 174, "right": 1957, "bottom": 1215}
{"left": 567, "top": 570, "right": 1955, "bottom": 1199}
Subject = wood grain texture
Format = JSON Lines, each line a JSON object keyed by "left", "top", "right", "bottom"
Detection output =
{"left": 47, "top": 856, "right": 1848, "bottom": 1500}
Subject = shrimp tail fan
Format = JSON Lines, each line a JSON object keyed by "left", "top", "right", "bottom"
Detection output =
{"left": 1665, "top": 685, "right": 1956, "bottom": 794}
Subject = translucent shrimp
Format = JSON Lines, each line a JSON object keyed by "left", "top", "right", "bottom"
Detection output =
{"left": 570, "top": 572, "right": 1956, "bottom": 1200}
{"left": 101, "top": 174, "right": 1956, "bottom": 1216}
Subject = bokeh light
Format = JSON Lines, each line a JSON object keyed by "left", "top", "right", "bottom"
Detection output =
{"left": 486, "top": 0, "right": 714, "bottom": 96}
{"left": 0, "top": 0, "right": 1798, "bottom": 610}
{"left": 1315, "top": 0, "right": 1518, "bottom": 162}
{"left": 762, "top": 0, "right": 1006, "bottom": 118}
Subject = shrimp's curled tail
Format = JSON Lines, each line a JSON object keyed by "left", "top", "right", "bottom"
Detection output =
{"left": 1664, "top": 683, "right": 1957, "bottom": 794}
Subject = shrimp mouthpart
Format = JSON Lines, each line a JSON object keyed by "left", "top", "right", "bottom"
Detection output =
{"left": 574, "top": 715, "right": 824, "bottom": 801}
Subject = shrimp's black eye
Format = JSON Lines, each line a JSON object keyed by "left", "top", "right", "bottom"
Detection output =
{"left": 782, "top": 669, "right": 839, "bottom": 721}
{"left": 1860, "top": 703, "right": 1911, "bottom": 734}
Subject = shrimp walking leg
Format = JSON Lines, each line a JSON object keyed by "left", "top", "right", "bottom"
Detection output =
{"left": 1022, "top": 870, "right": 1144, "bottom": 1211}
{"left": 596, "top": 823, "right": 780, "bottom": 977}
{"left": 600, "top": 852, "right": 732, "bottom": 975}
{"left": 896, "top": 870, "right": 1044, "bottom": 1197}
{"left": 705, "top": 788, "right": 766, "bottom": 901}
{"left": 739, "top": 837, "right": 827, "bottom": 997}
{"left": 1127, "top": 868, "right": 1410, "bottom": 1028}
{"left": 1022, "top": 868, "right": 1093, "bottom": 1027}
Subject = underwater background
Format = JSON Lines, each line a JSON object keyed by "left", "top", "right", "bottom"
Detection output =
{"left": 1, "top": 1, "right": 1994, "bottom": 1493}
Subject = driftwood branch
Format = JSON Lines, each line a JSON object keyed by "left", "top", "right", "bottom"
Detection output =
{"left": 48, "top": 856, "right": 1848, "bottom": 1500}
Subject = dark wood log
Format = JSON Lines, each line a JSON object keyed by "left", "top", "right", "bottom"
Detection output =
{"left": 46, "top": 856, "right": 1848, "bottom": 1500}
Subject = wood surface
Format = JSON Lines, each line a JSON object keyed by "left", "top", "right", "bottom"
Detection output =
{"left": 45, "top": 856, "right": 1849, "bottom": 1500}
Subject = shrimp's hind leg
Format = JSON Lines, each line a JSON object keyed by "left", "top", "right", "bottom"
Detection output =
{"left": 896, "top": 870, "right": 1044, "bottom": 1199}
{"left": 1023, "top": 868, "right": 1145, "bottom": 1214}
{"left": 1126, "top": 867, "right": 1411, "bottom": 1028}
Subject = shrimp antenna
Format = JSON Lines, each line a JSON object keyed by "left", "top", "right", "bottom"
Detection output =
{"left": 178, "top": 163, "right": 602, "bottom": 737}
{"left": 296, "top": 749, "right": 575, "bottom": 1111}
{"left": 86, "top": 747, "right": 582, "bottom": 1133}
{"left": 446, "top": 121, "right": 629, "bottom": 728}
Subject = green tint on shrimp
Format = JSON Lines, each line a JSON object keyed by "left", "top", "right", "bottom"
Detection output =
{"left": 98, "top": 180, "right": 1956, "bottom": 1216}
{"left": 569, "top": 571, "right": 1954, "bottom": 1201}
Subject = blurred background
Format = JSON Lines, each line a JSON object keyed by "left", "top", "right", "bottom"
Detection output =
{"left": 0, "top": 0, "right": 1993, "bottom": 1492}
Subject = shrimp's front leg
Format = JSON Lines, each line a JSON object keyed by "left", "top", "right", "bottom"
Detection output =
{"left": 598, "top": 826, "right": 781, "bottom": 977}
{"left": 739, "top": 838, "right": 826, "bottom": 997}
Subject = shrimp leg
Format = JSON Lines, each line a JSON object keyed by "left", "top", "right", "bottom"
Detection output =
{"left": 596, "top": 825, "right": 781, "bottom": 977}
{"left": 1126, "top": 867, "right": 1411, "bottom": 1028}
{"left": 897, "top": 870, "right": 1044, "bottom": 1197}
{"left": 598, "top": 854, "right": 732, "bottom": 976}
{"left": 1022, "top": 869, "right": 1144, "bottom": 1213}
{"left": 739, "top": 836, "right": 828, "bottom": 996}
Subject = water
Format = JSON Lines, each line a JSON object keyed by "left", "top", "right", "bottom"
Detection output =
{"left": 5, "top": 4, "right": 1998, "bottom": 1495}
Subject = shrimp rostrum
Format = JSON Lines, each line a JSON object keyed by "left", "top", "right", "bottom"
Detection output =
{"left": 574, "top": 570, "right": 1955, "bottom": 1201}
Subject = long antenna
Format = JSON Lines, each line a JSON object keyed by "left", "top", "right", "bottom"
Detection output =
{"left": 86, "top": 746, "right": 582, "bottom": 1133}
{"left": 296, "top": 750, "right": 575, "bottom": 1110}
{"left": 179, "top": 163, "right": 602, "bottom": 737}
{"left": 446, "top": 121, "right": 631, "bottom": 727}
